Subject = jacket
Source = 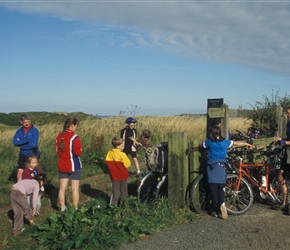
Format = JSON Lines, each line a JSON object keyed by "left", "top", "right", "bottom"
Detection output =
{"left": 56, "top": 130, "right": 82, "bottom": 172}
{"left": 13, "top": 126, "right": 40, "bottom": 157}
{"left": 106, "top": 148, "right": 131, "bottom": 181}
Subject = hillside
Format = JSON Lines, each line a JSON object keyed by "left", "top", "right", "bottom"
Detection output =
{"left": 0, "top": 111, "right": 98, "bottom": 126}
{"left": 0, "top": 109, "right": 251, "bottom": 126}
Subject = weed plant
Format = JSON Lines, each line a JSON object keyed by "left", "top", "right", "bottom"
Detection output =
{"left": 29, "top": 197, "right": 195, "bottom": 250}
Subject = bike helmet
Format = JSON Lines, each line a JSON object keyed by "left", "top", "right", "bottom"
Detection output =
{"left": 125, "top": 117, "right": 137, "bottom": 124}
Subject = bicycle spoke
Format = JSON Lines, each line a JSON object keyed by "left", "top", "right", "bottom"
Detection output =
{"left": 225, "top": 174, "right": 254, "bottom": 215}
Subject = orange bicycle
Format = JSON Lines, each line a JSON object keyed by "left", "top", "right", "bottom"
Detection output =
{"left": 225, "top": 148, "right": 281, "bottom": 215}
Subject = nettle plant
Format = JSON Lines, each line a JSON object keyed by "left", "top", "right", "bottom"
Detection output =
{"left": 30, "top": 197, "right": 194, "bottom": 249}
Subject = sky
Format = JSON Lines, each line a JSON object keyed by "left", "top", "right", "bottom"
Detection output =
{"left": 0, "top": 1, "right": 290, "bottom": 117}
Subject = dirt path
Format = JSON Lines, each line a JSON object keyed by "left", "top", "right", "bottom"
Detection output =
{"left": 120, "top": 202, "right": 290, "bottom": 250}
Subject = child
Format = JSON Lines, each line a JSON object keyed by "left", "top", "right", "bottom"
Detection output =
{"left": 201, "top": 126, "right": 252, "bottom": 219}
{"left": 105, "top": 137, "right": 131, "bottom": 206}
{"left": 56, "top": 117, "right": 82, "bottom": 212}
{"left": 22, "top": 154, "right": 44, "bottom": 217}
{"left": 10, "top": 173, "right": 46, "bottom": 236}
{"left": 120, "top": 117, "right": 141, "bottom": 177}
{"left": 130, "top": 129, "right": 155, "bottom": 171}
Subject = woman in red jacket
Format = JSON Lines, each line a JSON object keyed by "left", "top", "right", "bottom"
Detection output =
{"left": 56, "top": 117, "right": 82, "bottom": 211}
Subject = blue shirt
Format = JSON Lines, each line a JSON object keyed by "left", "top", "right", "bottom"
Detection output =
{"left": 202, "top": 139, "right": 234, "bottom": 184}
{"left": 203, "top": 139, "right": 234, "bottom": 160}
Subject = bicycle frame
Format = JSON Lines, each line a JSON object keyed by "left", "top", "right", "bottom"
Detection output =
{"left": 235, "top": 157, "right": 278, "bottom": 200}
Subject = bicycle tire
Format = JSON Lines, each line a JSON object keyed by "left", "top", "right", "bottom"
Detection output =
{"left": 189, "top": 174, "right": 212, "bottom": 214}
{"left": 271, "top": 171, "right": 290, "bottom": 203}
{"left": 137, "top": 171, "right": 159, "bottom": 202}
{"left": 155, "top": 173, "right": 168, "bottom": 199}
{"left": 225, "top": 174, "right": 254, "bottom": 215}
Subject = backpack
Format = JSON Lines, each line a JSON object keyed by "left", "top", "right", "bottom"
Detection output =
{"left": 154, "top": 142, "right": 168, "bottom": 173}
{"left": 143, "top": 147, "right": 155, "bottom": 170}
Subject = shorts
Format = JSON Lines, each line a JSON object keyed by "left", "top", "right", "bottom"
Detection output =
{"left": 127, "top": 151, "right": 137, "bottom": 159}
{"left": 17, "top": 155, "right": 28, "bottom": 170}
{"left": 58, "top": 169, "right": 82, "bottom": 180}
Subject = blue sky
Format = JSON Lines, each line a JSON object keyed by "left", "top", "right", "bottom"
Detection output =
{"left": 0, "top": 1, "right": 289, "bottom": 116}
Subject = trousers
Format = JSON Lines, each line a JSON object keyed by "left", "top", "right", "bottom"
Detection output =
{"left": 11, "top": 189, "right": 33, "bottom": 234}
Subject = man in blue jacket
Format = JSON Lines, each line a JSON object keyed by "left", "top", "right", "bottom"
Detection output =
{"left": 13, "top": 113, "right": 40, "bottom": 182}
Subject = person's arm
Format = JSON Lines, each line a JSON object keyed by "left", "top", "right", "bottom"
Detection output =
{"left": 274, "top": 137, "right": 290, "bottom": 146}
{"left": 130, "top": 137, "right": 141, "bottom": 146}
{"left": 73, "top": 136, "right": 82, "bottom": 156}
{"left": 13, "top": 129, "right": 29, "bottom": 147}
{"left": 122, "top": 153, "right": 131, "bottom": 168}
{"left": 233, "top": 141, "right": 253, "bottom": 149}
{"left": 31, "top": 183, "right": 40, "bottom": 216}
{"left": 20, "top": 127, "right": 39, "bottom": 150}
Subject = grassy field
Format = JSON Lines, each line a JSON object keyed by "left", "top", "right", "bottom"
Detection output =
{"left": 0, "top": 116, "right": 251, "bottom": 249}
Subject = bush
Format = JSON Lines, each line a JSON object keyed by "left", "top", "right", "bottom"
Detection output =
{"left": 247, "top": 89, "right": 290, "bottom": 129}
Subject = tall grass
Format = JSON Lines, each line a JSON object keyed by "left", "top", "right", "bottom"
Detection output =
{"left": 0, "top": 116, "right": 251, "bottom": 207}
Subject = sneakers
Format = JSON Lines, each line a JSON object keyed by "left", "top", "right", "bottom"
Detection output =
{"left": 280, "top": 203, "right": 289, "bottom": 211}
{"left": 220, "top": 203, "right": 228, "bottom": 220}
{"left": 35, "top": 211, "right": 40, "bottom": 217}
{"left": 211, "top": 211, "right": 218, "bottom": 218}
{"left": 12, "top": 228, "right": 25, "bottom": 236}
{"left": 60, "top": 206, "right": 67, "bottom": 212}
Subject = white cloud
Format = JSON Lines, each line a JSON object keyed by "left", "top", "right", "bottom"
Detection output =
{"left": 2, "top": 1, "right": 290, "bottom": 75}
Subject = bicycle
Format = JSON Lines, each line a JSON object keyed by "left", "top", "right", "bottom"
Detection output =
{"left": 137, "top": 143, "right": 168, "bottom": 202}
{"left": 224, "top": 147, "right": 283, "bottom": 215}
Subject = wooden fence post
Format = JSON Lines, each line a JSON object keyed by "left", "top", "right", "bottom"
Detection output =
{"left": 168, "top": 132, "right": 188, "bottom": 206}
{"left": 276, "top": 106, "right": 286, "bottom": 138}
{"left": 188, "top": 139, "right": 200, "bottom": 183}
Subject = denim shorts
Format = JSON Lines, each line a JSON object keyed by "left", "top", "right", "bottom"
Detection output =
{"left": 58, "top": 169, "right": 82, "bottom": 180}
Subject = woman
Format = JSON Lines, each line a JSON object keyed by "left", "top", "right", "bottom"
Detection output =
{"left": 274, "top": 107, "right": 290, "bottom": 211}
{"left": 56, "top": 117, "right": 82, "bottom": 211}
{"left": 202, "top": 126, "right": 252, "bottom": 219}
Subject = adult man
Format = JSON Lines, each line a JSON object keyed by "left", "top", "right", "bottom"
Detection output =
{"left": 13, "top": 113, "right": 40, "bottom": 182}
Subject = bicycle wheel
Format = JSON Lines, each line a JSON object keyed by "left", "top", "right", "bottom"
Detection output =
{"left": 271, "top": 171, "right": 290, "bottom": 203}
{"left": 137, "top": 171, "right": 159, "bottom": 202}
{"left": 189, "top": 174, "right": 212, "bottom": 214}
{"left": 225, "top": 174, "right": 254, "bottom": 215}
{"left": 155, "top": 173, "right": 168, "bottom": 199}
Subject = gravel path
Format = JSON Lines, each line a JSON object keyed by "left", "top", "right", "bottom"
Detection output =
{"left": 120, "top": 202, "right": 290, "bottom": 250}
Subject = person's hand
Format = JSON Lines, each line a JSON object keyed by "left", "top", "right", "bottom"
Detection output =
{"left": 129, "top": 136, "right": 138, "bottom": 144}
{"left": 274, "top": 137, "right": 282, "bottom": 144}
{"left": 246, "top": 144, "right": 255, "bottom": 150}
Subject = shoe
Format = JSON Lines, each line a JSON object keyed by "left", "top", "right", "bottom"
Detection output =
{"left": 220, "top": 203, "right": 228, "bottom": 220}
{"left": 280, "top": 203, "right": 289, "bottom": 211}
{"left": 60, "top": 206, "right": 67, "bottom": 212}
{"left": 137, "top": 172, "right": 143, "bottom": 178}
{"left": 35, "top": 211, "right": 40, "bottom": 217}
{"left": 211, "top": 211, "right": 218, "bottom": 218}
{"left": 12, "top": 228, "right": 25, "bottom": 236}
